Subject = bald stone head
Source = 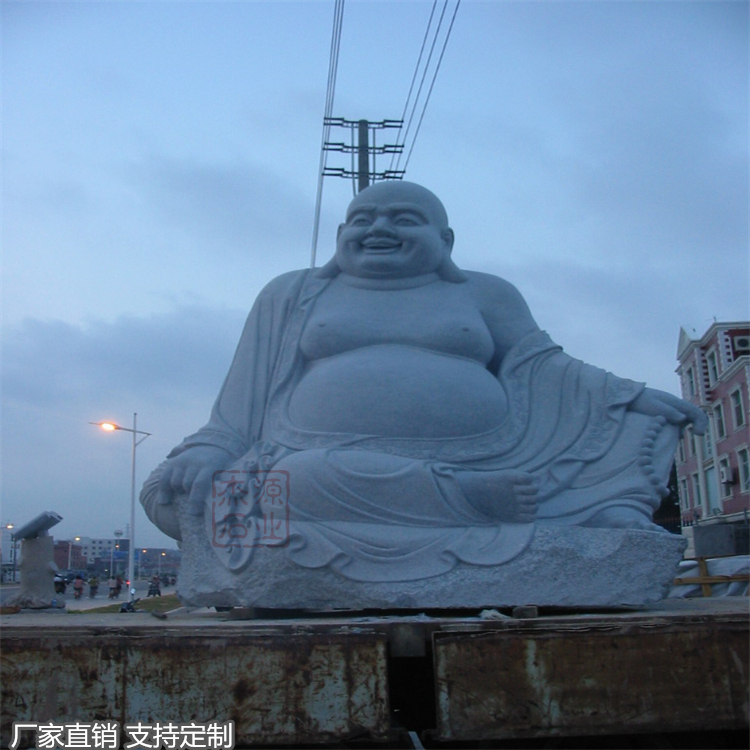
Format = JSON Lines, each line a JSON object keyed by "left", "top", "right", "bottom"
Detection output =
{"left": 347, "top": 181, "right": 450, "bottom": 230}
{"left": 318, "top": 181, "right": 466, "bottom": 282}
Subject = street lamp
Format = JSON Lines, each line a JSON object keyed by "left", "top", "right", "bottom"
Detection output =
{"left": 67, "top": 536, "right": 81, "bottom": 570}
{"left": 91, "top": 414, "right": 151, "bottom": 601}
{"left": 110, "top": 530, "right": 123, "bottom": 577}
{"left": 5, "top": 524, "right": 16, "bottom": 583}
{"left": 158, "top": 551, "right": 166, "bottom": 580}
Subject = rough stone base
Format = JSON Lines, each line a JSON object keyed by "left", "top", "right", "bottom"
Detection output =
{"left": 176, "top": 510, "right": 687, "bottom": 610}
{"left": 5, "top": 536, "right": 62, "bottom": 610}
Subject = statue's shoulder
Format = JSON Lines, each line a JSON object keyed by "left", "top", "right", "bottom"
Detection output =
{"left": 257, "top": 269, "right": 311, "bottom": 299}
{"left": 462, "top": 270, "right": 539, "bottom": 342}
{"left": 461, "top": 270, "right": 527, "bottom": 305}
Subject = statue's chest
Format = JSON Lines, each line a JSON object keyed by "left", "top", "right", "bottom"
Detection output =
{"left": 300, "top": 283, "right": 495, "bottom": 364}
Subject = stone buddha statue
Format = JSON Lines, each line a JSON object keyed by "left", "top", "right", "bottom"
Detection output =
{"left": 141, "top": 181, "right": 705, "bottom": 607}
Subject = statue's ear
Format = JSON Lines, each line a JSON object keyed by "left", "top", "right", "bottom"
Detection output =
{"left": 442, "top": 228, "right": 455, "bottom": 255}
{"left": 436, "top": 228, "right": 467, "bottom": 283}
{"left": 337, "top": 223, "right": 345, "bottom": 239}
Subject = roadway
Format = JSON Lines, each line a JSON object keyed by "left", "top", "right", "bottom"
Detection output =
{"left": 0, "top": 580, "right": 175, "bottom": 609}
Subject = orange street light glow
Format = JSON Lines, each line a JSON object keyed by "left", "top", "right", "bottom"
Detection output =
{"left": 101, "top": 422, "right": 118, "bottom": 431}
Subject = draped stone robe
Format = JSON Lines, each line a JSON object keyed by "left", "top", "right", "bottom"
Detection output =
{"left": 141, "top": 269, "right": 678, "bottom": 582}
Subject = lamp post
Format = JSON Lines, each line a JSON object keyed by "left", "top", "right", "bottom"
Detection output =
{"left": 91, "top": 414, "right": 151, "bottom": 601}
{"left": 110, "top": 530, "right": 123, "bottom": 577}
{"left": 5, "top": 524, "right": 15, "bottom": 583}
{"left": 67, "top": 536, "right": 81, "bottom": 570}
{"left": 158, "top": 551, "right": 166, "bottom": 580}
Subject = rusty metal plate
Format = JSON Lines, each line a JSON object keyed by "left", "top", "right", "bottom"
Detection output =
{"left": 1, "top": 628, "right": 391, "bottom": 747}
{"left": 434, "top": 618, "right": 749, "bottom": 741}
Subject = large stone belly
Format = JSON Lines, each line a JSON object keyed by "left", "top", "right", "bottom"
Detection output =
{"left": 288, "top": 346, "right": 507, "bottom": 438}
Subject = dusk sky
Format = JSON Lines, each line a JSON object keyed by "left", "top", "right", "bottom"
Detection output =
{"left": 2, "top": 1, "right": 748, "bottom": 549}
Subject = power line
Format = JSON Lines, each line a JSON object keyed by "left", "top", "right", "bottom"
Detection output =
{"left": 393, "top": 0, "right": 450, "bottom": 175}
{"left": 390, "top": 0, "right": 460, "bottom": 177}
{"left": 309, "top": 0, "right": 459, "bottom": 267}
{"left": 388, "top": 0, "right": 439, "bottom": 174}
{"left": 401, "top": 0, "right": 461, "bottom": 173}
{"left": 311, "top": 0, "right": 345, "bottom": 269}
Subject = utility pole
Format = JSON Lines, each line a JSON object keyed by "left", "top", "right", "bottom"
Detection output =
{"left": 311, "top": 116, "right": 406, "bottom": 268}
{"left": 357, "top": 120, "right": 370, "bottom": 192}
{"left": 323, "top": 117, "right": 405, "bottom": 193}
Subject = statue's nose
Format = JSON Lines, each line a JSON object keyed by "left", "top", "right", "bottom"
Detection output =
{"left": 367, "top": 215, "right": 394, "bottom": 234}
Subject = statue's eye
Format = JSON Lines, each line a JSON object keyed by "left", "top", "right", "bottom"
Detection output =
{"left": 394, "top": 216, "right": 418, "bottom": 226}
{"left": 350, "top": 216, "right": 371, "bottom": 226}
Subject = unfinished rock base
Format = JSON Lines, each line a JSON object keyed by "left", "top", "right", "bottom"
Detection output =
{"left": 176, "top": 512, "right": 687, "bottom": 610}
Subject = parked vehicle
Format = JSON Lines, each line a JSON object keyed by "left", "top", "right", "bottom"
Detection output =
{"left": 120, "top": 596, "right": 141, "bottom": 613}
{"left": 54, "top": 575, "right": 67, "bottom": 595}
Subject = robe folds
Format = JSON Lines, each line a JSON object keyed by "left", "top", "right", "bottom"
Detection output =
{"left": 141, "top": 269, "right": 678, "bottom": 582}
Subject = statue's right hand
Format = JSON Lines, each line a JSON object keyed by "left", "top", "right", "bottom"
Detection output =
{"left": 157, "top": 447, "right": 232, "bottom": 516}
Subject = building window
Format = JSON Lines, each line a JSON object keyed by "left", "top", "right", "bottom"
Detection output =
{"left": 692, "top": 473, "right": 702, "bottom": 507}
{"left": 679, "top": 478, "right": 689, "bottom": 510}
{"left": 703, "top": 430, "right": 713, "bottom": 459}
{"left": 678, "top": 438, "right": 685, "bottom": 463}
{"left": 688, "top": 428, "right": 696, "bottom": 457}
{"left": 685, "top": 367, "right": 696, "bottom": 397}
{"left": 738, "top": 448, "right": 750, "bottom": 492}
{"left": 706, "top": 350, "right": 719, "bottom": 385}
{"left": 731, "top": 389, "right": 746, "bottom": 429}
{"left": 714, "top": 403, "right": 727, "bottom": 439}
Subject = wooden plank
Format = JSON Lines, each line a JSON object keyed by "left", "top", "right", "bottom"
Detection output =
{"left": 674, "top": 575, "right": 750, "bottom": 585}
{"left": 697, "top": 557, "right": 713, "bottom": 597}
{"left": 673, "top": 556, "right": 749, "bottom": 597}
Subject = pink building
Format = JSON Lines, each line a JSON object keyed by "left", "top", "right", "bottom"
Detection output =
{"left": 675, "top": 322, "right": 750, "bottom": 554}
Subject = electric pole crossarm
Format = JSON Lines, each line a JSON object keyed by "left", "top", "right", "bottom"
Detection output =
{"left": 324, "top": 117, "right": 403, "bottom": 129}
{"left": 322, "top": 116, "right": 406, "bottom": 193}
{"left": 324, "top": 143, "right": 404, "bottom": 155}
{"left": 322, "top": 168, "right": 406, "bottom": 180}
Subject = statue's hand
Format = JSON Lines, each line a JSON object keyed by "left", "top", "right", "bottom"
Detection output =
{"left": 630, "top": 388, "right": 707, "bottom": 435}
{"left": 157, "top": 446, "right": 233, "bottom": 516}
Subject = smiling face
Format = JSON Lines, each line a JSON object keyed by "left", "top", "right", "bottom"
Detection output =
{"left": 335, "top": 182, "right": 454, "bottom": 279}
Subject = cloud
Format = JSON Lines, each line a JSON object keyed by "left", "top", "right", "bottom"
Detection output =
{"left": 126, "top": 155, "right": 314, "bottom": 261}
{"left": 4, "top": 305, "right": 246, "bottom": 410}
{"left": 1, "top": 304, "right": 249, "bottom": 545}
{"left": 468, "top": 254, "right": 746, "bottom": 397}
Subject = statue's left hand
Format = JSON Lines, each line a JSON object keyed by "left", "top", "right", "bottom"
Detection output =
{"left": 157, "top": 446, "right": 233, "bottom": 516}
{"left": 629, "top": 388, "right": 707, "bottom": 435}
